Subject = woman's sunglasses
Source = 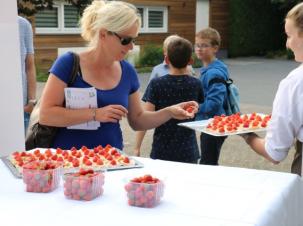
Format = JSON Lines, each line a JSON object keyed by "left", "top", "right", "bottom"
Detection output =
{"left": 110, "top": 31, "right": 136, "bottom": 46}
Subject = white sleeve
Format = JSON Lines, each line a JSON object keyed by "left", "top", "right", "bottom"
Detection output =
{"left": 265, "top": 71, "right": 303, "bottom": 161}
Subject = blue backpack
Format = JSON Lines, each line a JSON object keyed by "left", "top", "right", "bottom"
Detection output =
{"left": 209, "top": 78, "right": 240, "bottom": 115}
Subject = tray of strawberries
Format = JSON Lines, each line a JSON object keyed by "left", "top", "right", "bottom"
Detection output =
{"left": 2, "top": 144, "right": 143, "bottom": 178}
{"left": 178, "top": 112, "right": 271, "bottom": 136}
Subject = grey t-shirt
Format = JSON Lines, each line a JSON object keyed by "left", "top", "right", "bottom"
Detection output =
{"left": 18, "top": 16, "right": 34, "bottom": 106}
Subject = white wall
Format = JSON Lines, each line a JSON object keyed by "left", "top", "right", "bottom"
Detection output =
{"left": 196, "top": 0, "right": 209, "bottom": 33}
{"left": 0, "top": 0, "right": 25, "bottom": 156}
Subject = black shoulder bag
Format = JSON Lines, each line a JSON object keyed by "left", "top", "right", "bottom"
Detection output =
{"left": 25, "top": 52, "right": 80, "bottom": 150}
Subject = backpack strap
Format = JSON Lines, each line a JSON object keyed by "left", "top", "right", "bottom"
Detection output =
{"left": 208, "top": 77, "right": 230, "bottom": 87}
{"left": 209, "top": 78, "right": 235, "bottom": 89}
{"left": 67, "top": 52, "right": 80, "bottom": 87}
{"left": 208, "top": 77, "right": 229, "bottom": 110}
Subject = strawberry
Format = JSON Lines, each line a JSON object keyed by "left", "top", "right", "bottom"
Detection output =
{"left": 185, "top": 106, "right": 194, "bottom": 113}
{"left": 34, "top": 149, "right": 41, "bottom": 156}
{"left": 143, "top": 174, "right": 153, "bottom": 182}
{"left": 57, "top": 157, "right": 64, "bottom": 162}
{"left": 51, "top": 155, "right": 58, "bottom": 161}
{"left": 96, "top": 159, "right": 104, "bottom": 165}
{"left": 131, "top": 177, "right": 141, "bottom": 183}
{"left": 93, "top": 147, "right": 99, "bottom": 153}
{"left": 12, "top": 152, "right": 20, "bottom": 156}
{"left": 86, "top": 169, "right": 94, "bottom": 175}
{"left": 99, "top": 150, "right": 106, "bottom": 156}
{"left": 92, "top": 156, "right": 99, "bottom": 163}
{"left": 218, "top": 127, "right": 225, "bottom": 133}
{"left": 68, "top": 156, "right": 74, "bottom": 162}
{"left": 106, "top": 155, "right": 113, "bottom": 161}
{"left": 56, "top": 148, "right": 63, "bottom": 154}
{"left": 123, "top": 157, "right": 130, "bottom": 163}
{"left": 75, "top": 152, "right": 82, "bottom": 159}
{"left": 105, "top": 144, "right": 112, "bottom": 149}
{"left": 110, "top": 149, "right": 118, "bottom": 155}
{"left": 71, "top": 150, "right": 77, "bottom": 156}
{"left": 85, "top": 159, "right": 92, "bottom": 166}
{"left": 252, "top": 121, "right": 259, "bottom": 127}
{"left": 81, "top": 146, "right": 88, "bottom": 151}
{"left": 39, "top": 155, "right": 45, "bottom": 161}
{"left": 45, "top": 149, "right": 52, "bottom": 155}
{"left": 72, "top": 160, "right": 80, "bottom": 167}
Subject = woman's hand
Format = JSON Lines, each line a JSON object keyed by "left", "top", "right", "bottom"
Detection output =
{"left": 134, "top": 148, "right": 141, "bottom": 157}
{"left": 96, "top": 105, "right": 128, "bottom": 123}
{"left": 24, "top": 103, "right": 35, "bottom": 114}
{"left": 168, "top": 101, "right": 199, "bottom": 120}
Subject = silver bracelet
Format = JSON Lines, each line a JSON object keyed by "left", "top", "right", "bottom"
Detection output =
{"left": 92, "top": 108, "right": 96, "bottom": 121}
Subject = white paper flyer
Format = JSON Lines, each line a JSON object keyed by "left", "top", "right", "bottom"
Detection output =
{"left": 64, "top": 87, "right": 100, "bottom": 130}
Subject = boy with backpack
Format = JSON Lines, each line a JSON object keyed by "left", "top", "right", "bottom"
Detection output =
{"left": 195, "top": 27, "right": 233, "bottom": 165}
{"left": 142, "top": 37, "right": 204, "bottom": 163}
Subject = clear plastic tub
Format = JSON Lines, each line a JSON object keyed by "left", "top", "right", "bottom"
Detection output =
{"left": 63, "top": 170, "right": 105, "bottom": 201}
{"left": 22, "top": 161, "right": 63, "bottom": 193}
{"left": 124, "top": 176, "right": 165, "bottom": 208}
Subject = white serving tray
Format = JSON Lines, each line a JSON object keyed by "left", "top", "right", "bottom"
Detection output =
{"left": 178, "top": 114, "right": 268, "bottom": 137}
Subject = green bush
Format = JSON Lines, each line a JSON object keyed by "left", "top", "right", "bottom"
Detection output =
{"left": 286, "top": 49, "right": 294, "bottom": 59}
{"left": 137, "top": 44, "right": 163, "bottom": 67}
{"left": 265, "top": 49, "right": 294, "bottom": 59}
{"left": 229, "top": 0, "right": 287, "bottom": 57}
{"left": 192, "top": 54, "right": 202, "bottom": 68}
{"left": 36, "top": 67, "right": 49, "bottom": 82}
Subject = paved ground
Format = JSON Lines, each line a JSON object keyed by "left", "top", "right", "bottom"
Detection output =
{"left": 37, "top": 57, "right": 299, "bottom": 174}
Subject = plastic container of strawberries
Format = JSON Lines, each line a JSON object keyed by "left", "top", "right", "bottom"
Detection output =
{"left": 63, "top": 169, "right": 105, "bottom": 201}
{"left": 22, "top": 161, "right": 63, "bottom": 193}
{"left": 124, "top": 174, "right": 165, "bottom": 208}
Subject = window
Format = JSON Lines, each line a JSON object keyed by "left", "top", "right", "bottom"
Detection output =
{"left": 35, "top": 2, "right": 80, "bottom": 34}
{"left": 137, "top": 6, "right": 168, "bottom": 33}
{"left": 35, "top": 3, "right": 167, "bottom": 34}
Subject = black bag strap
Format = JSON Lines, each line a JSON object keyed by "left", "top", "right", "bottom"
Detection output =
{"left": 208, "top": 77, "right": 234, "bottom": 87}
{"left": 208, "top": 77, "right": 232, "bottom": 110}
{"left": 68, "top": 52, "right": 80, "bottom": 87}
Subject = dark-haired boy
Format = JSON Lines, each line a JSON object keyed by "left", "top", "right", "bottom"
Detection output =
{"left": 142, "top": 37, "right": 204, "bottom": 163}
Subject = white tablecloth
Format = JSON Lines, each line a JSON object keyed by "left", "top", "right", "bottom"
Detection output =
{"left": 0, "top": 157, "right": 302, "bottom": 226}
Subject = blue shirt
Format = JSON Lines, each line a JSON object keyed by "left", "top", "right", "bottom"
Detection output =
{"left": 49, "top": 52, "right": 140, "bottom": 150}
{"left": 144, "top": 74, "right": 204, "bottom": 163}
{"left": 148, "top": 62, "right": 169, "bottom": 83}
{"left": 148, "top": 62, "right": 196, "bottom": 83}
{"left": 18, "top": 16, "right": 34, "bottom": 106}
{"left": 196, "top": 59, "right": 229, "bottom": 120}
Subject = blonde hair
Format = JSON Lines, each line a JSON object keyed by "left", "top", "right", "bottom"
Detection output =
{"left": 196, "top": 27, "right": 221, "bottom": 47}
{"left": 163, "top": 35, "right": 180, "bottom": 53}
{"left": 286, "top": 2, "right": 303, "bottom": 35}
{"left": 80, "top": 0, "right": 141, "bottom": 47}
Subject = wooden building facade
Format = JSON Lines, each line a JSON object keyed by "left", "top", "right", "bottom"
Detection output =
{"left": 30, "top": 0, "right": 228, "bottom": 71}
{"left": 209, "top": 0, "right": 229, "bottom": 50}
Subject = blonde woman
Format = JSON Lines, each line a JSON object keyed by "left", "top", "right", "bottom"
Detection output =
{"left": 39, "top": 0, "right": 198, "bottom": 150}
